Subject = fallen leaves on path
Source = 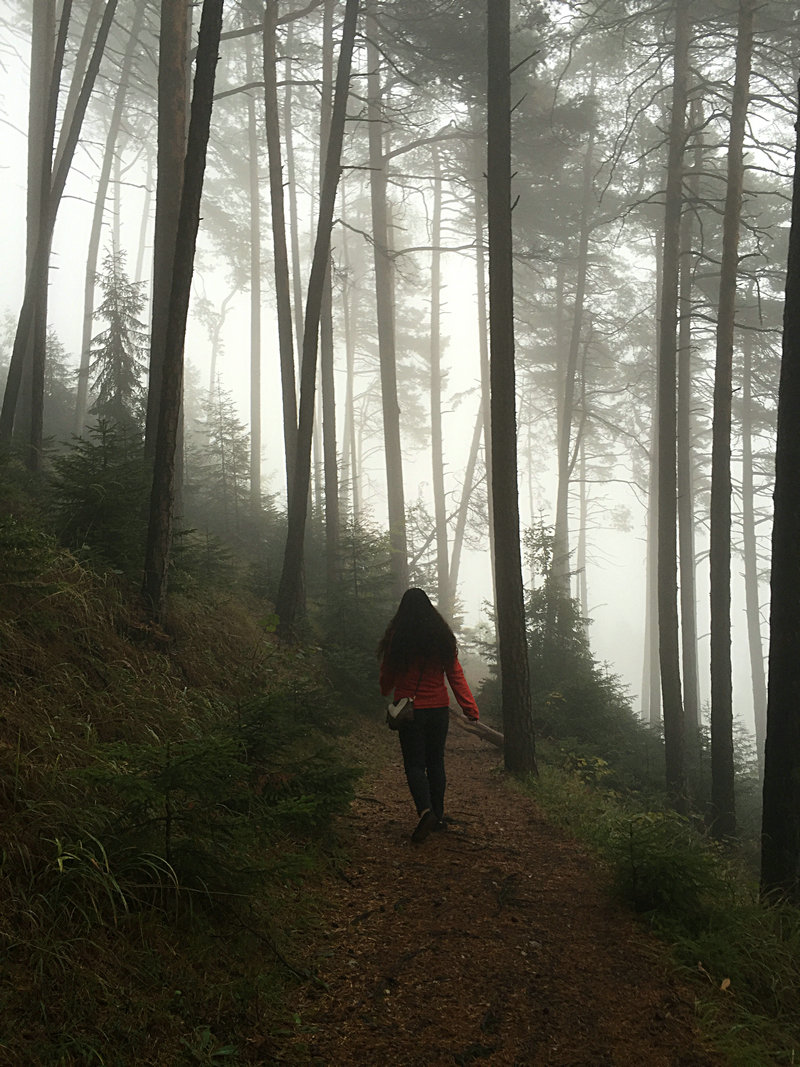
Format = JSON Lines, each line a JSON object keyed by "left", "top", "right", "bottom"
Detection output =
{"left": 280, "top": 726, "right": 723, "bottom": 1066}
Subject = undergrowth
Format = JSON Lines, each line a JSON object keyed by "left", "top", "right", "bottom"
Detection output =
{"left": 0, "top": 512, "right": 360, "bottom": 1065}
{"left": 528, "top": 752, "right": 800, "bottom": 1065}
{"left": 473, "top": 523, "right": 796, "bottom": 1062}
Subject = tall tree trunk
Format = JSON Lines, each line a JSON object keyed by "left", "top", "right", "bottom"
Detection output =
{"left": 449, "top": 399, "right": 484, "bottom": 597}
{"left": 320, "top": 268, "right": 339, "bottom": 584}
{"left": 309, "top": 122, "right": 322, "bottom": 528}
{"left": 1, "top": 0, "right": 118, "bottom": 447}
{"left": 741, "top": 325, "right": 767, "bottom": 776}
{"left": 473, "top": 132, "right": 497, "bottom": 618}
{"left": 207, "top": 289, "right": 235, "bottom": 395}
{"left": 246, "top": 39, "right": 262, "bottom": 508}
{"left": 677, "top": 99, "right": 701, "bottom": 736}
{"left": 577, "top": 436, "right": 588, "bottom": 619}
{"left": 429, "top": 144, "right": 451, "bottom": 616}
{"left": 144, "top": 0, "right": 190, "bottom": 462}
{"left": 25, "top": 0, "right": 71, "bottom": 468}
{"left": 319, "top": 0, "right": 339, "bottom": 592}
{"left": 761, "top": 77, "right": 800, "bottom": 905}
{"left": 642, "top": 232, "right": 662, "bottom": 724}
{"left": 263, "top": 1, "right": 298, "bottom": 501}
{"left": 553, "top": 121, "right": 595, "bottom": 596}
{"left": 709, "top": 0, "right": 754, "bottom": 839}
{"left": 75, "top": 0, "right": 147, "bottom": 435}
{"left": 134, "top": 151, "right": 154, "bottom": 284}
{"left": 142, "top": 0, "right": 223, "bottom": 620}
{"left": 112, "top": 150, "right": 122, "bottom": 252}
{"left": 17, "top": 0, "right": 56, "bottom": 466}
{"left": 487, "top": 0, "right": 537, "bottom": 777}
{"left": 642, "top": 398, "right": 661, "bottom": 723}
{"left": 656, "top": 0, "right": 690, "bottom": 805}
{"left": 275, "top": 0, "right": 359, "bottom": 635}
{"left": 284, "top": 21, "right": 305, "bottom": 361}
{"left": 53, "top": 0, "right": 104, "bottom": 174}
{"left": 339, "top": 195, "right": 360, "bottom": 522}
{"left": 526, "top": 418, "right": 537, "bottom": 591}
{"left": 366, "top": 11, "right": 408, "bottom": 598}
{"left": 27, "top": 0, "right": 55, "bottom": 276}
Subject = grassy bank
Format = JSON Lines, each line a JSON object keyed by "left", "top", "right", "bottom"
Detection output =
{"left": 526, "top": 746, "right": 800, "bottom": 1066}
{"left": 0, "top": 515, "right": 360, "bottom": 1064}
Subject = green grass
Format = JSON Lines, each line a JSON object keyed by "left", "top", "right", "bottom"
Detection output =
{"left": 0, "top": 515, "right": 359, "bottom": 1065}
{"left": 527, "top": 752, "right": 800, "bottom": 1066}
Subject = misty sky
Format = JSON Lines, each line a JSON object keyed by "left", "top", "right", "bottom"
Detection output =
{"left": 0, "top": 5, "right": 782, "bottom": 738}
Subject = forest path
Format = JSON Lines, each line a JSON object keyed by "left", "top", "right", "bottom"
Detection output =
{"left": 283, "top": 723, "right": 723, "bottom": 1066}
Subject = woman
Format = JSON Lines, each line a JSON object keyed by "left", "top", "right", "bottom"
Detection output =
{"left": 378, "top": 588, "right": 480, "bottom": 844}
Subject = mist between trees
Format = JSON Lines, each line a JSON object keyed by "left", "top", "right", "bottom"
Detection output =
{"left": 1, "top": 0, "right": 799, "bottom": 897}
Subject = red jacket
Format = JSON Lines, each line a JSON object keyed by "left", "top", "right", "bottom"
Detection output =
{"left": 380, "top": 655, "right": 479, "bottom": 721}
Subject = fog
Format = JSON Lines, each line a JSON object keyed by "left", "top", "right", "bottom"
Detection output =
{"left": 1, "top": 0, "right": 791, "bottom": 742}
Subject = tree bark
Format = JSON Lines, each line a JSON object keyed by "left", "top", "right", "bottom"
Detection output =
{"left": 26, "top": 0, "right": 55, "bottom": 283}
{"left": 319, "top": 0, "right": 339, "bottom": 592}
{"left": 487, "top": 0, "right": 537, "bottom": 777}
{"left": 656, "top": 0, "right": 690, "bottom": 805}
{"left": 144, "top": 0, "right": 190, "bottom": 462}
{"left": 677, "top": 98, "right": 702, "bottom": 738}
{"left": 245, "top": 39, "right": 263, "bottom": 508}
{"left": 448, "top": 399, "right": 484, "bottom": 597}
{"left": 142, "top": 0, "right": 224, "bottom": 619}
{"left": 1, "top": 0, "right": 118, "bottom": 448}
{"left": 17, "top": 0, "right": 56, "bottom": 465}
{"left": 284, "top": 20, "right": 305, "bottom": 362}
{"left": 429, "top": 144, "right": 451, "bottom": 616}
{"left": 263, "top": 1, "right": 298, "bottom": 502}
{"left": 321, "top": 272, "right": 339, "bottom": 584}
{"left": 741, "top": 325, "right": 767, "bottom": 776}
{"left": 339, "top": 193, "right": 360, "bottom": 522}
{"left": 709, "top": 0, "right": 754, "bottom": 839}
{"left": 553, "top": 122, "right": 595, "bottom": 597}
{"left": 473, "top": 129, "right": 497, "bottom": 621}
{"left": 275, "top": 0, "right": 359, "bottom": 635}
{"left": 642, "top": 232, "right": 662, "bottom": 725}
{"left": 761, "top": 77, "right": 800, "bottom": 905}
{"left": 577, "top": 437, "right": 589, "bottom": 620}
{"left": 366, "top": 9, "right": 408, "bottom": 598}
{"left": 53, "top": 0, "right": 104, "bottom": 175}
{"left": 134, "top": 152, "right": 153, "bottom": 285}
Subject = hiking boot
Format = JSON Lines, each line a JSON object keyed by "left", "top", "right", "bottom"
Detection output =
{"left": 411, "top": 809, "right": 438, "bottom": 844}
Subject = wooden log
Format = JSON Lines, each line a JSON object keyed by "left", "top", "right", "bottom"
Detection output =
{"left": 450, "top": 708, "right": 505, "bottom": 749}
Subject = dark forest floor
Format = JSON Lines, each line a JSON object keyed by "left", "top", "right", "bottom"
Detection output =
{"left": 277, "top": 722, "right": 726, "bottom": 1066}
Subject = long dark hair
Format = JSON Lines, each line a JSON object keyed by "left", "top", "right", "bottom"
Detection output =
{"left": 377, "top": 588, "right": 457, "bottom": 673}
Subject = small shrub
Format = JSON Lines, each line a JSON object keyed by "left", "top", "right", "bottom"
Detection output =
{"left": 606, "top": 810, "right": 730, "bottom": 932}
{"left": 49, "top": 420, "right": 148, "bottom": 575}
{"left": 63, "top": 685, "right": 359, "bottom": 910}
{"left": 477, "top": 522, "right": 667, "bottom": 796}
{"left": 529, "top": 757, "right": 800, "bottom": 1064}
{"left": 315, "top": 520, "right": 395, "bottom": 707}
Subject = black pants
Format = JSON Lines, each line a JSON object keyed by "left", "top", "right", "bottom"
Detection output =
{"left": 398, "top": 706, "right": 449, "bottom": 819}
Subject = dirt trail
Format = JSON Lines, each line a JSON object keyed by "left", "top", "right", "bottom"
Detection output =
{"left": 284, "top": 724, "right": 723, "bottom": 1066}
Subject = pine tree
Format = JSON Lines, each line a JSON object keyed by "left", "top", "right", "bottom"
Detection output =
{"left": 43, "top": 328, "right": 77, "bottom": 446}
{"left": 87, "top": 246, "right": 148, "bottom": 432}
{"left": 51, "top": 419, "right": 148, "bottom": 573}
{"left": 187, "top": 383, "right": 251, "bottom": 542}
